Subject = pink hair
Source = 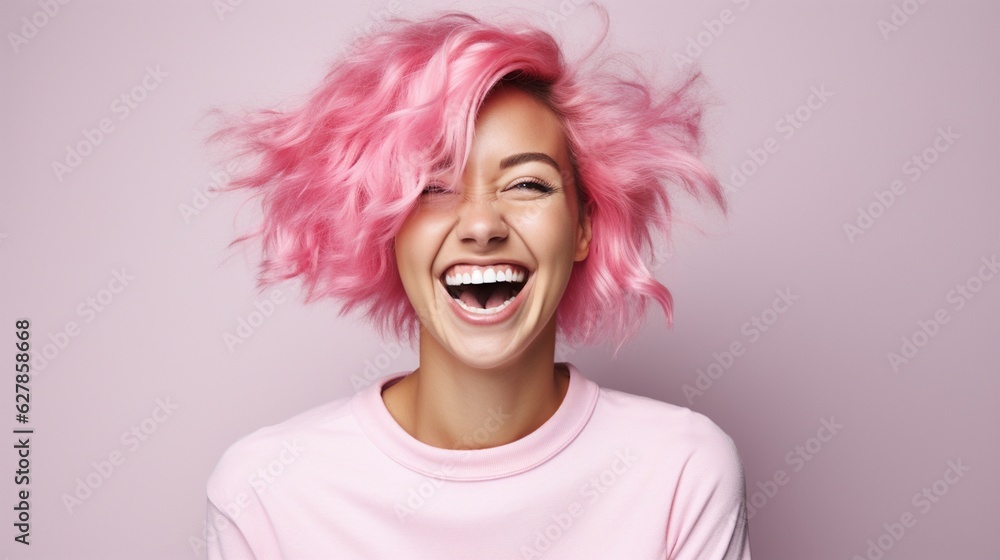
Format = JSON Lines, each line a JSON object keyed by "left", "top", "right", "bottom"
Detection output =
{"left": 203, "top": 4, "right": 727, "bottom": 355}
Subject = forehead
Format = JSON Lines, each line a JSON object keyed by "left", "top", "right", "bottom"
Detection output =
{"left": 468, "top": 86, "right": 569, "bottom": 169}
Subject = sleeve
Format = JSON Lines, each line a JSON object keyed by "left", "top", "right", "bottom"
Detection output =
{"left": 206, "top": 497, "right": 259, "bottom": 560}
{"left": 665, "top": 414, "right": 751, "bottom": 560}
{"left": 204, "top": 439, "right": 286, "bottom": 560}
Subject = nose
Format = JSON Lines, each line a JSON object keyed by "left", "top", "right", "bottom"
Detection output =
{"left": 454, "top": 192, "right": 508, "bottom": 249}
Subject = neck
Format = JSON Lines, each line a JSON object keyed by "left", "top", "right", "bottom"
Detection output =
{"left": 382, "top": 321, "right": 570, "bottom": 451}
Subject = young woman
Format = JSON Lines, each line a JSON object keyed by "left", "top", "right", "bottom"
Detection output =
{"left": 204, "top": 6, "right": 750, "bottom": 559}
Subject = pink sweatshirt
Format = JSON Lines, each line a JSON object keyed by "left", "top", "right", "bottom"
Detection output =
{"left": 205, "top": 362, "right": 751, "bottom": 559}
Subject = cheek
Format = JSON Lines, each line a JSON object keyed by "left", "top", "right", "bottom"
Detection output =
{"left": 394, "top": 221, "right": 422, "bottom": 282}
{"left": 513, "top": 201, "right": 579, "bottom": 256}
{"left": 395, "top": 215, "right": 444, "bottom": 279}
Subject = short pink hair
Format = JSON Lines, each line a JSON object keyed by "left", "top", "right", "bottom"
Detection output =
{"left": 204, "top": 5, "right": 727, "bottom": 354}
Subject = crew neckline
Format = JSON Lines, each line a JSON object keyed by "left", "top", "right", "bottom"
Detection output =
{"left": 350, "top": 362, "right": 600, "bottom": 481}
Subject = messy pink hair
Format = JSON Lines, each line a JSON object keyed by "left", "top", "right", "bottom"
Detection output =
{"left": 204, "top": 4, "right": 727, "bottom": 355}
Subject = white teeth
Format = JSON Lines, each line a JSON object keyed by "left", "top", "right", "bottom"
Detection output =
{"left": 454, "top": 295, "right": 517, "bottom": 315}
{"left": 444, "top": 266, "right": 529, "bottom": 286}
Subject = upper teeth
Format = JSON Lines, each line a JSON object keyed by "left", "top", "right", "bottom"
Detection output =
{"left": 444, "top": 266, "right": 527, "bottom": 286}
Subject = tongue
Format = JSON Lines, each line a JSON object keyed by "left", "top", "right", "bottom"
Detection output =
{"left": 458, "top": 284, "right": 513, "bottom": 309}
{"left": 484, "top": 286, "right": 511, "bottom": 309}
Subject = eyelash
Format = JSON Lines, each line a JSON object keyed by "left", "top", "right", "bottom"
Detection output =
{"left": 421, "top": 184, "right": 449, "bottom": 195}
{"left": 512, "top": 180, "right": 555, "bottom": 194}
{"left": 421, "top": 180, "right": 555, "bottom": 195}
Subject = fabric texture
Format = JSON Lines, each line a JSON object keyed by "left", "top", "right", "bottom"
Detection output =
{"left": 205, "top": 362, "right": 751, "bottom": 559}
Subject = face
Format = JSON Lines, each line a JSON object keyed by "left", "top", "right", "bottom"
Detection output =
{"left": 393, "top": 85, "right": 592, "bottom": 369}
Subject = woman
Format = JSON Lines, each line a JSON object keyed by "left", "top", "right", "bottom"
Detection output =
{"left": 204, "top": 5, "right": 751, "bottom": 559}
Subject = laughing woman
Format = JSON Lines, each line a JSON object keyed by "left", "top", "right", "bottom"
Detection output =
{"left": 204, "top": 5, "right": 751, "bottom": 559}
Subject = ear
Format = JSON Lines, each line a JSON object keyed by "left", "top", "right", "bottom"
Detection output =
{"left": 573, "top": 207, "right": 592, "bottom": 262}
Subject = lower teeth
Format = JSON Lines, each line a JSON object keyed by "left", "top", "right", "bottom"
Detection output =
{"left": 455, "top": 295, "right": 516, "bottom": 315}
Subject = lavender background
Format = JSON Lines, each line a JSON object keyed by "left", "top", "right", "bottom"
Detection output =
{"left": 1, "top": 0, "right": 997, "bottom": 558}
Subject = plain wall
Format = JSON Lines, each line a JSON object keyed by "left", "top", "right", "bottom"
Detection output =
{"left": 1, "top": 0, "right": 996, "bottom": 558}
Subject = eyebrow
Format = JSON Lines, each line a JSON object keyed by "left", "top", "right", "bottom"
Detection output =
{"left": 498, "top": 152, "right": 562, "bottom": 173}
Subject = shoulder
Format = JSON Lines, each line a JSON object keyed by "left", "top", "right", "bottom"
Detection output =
{"left": 597, "top": 386, "right": 737, "bottom": 445}
{"left": 594, "top": 386, "right": 745, "bottom": 484}
{"left": 593, "top": 386, "right": 749, "bottom": 555}
{"left": 205, "top": 394, "right": 354, "bottom": 504}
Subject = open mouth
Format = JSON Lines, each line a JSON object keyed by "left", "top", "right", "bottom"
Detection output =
{"left": 441, "top": 265, "right": 530, "bottom": 313}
